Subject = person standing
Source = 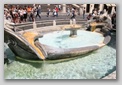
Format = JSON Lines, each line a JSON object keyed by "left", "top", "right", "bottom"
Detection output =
{"left": 71, "top": 8, "right": 76, "bottom": 19}
{"left": 23, "top": 7, "right": 27, "bottom": 22}
{"left": 27, "top": 6, "right": 32, "bottom": 21}
{"left": 83, "top": 7, "right": 86, "bottom": 19}
{"left": 67, "top": 7, "right": 70, "bottom": 16}
{"left": 47, "top": 8, "right": 50, "bottom": 17}
{"left": 55, "top": 6, "right": 59, "bottom": 17}
{"left": 53, "top": 9, "right": 57, "bottom": 17}
{"left": 58, "top": 5, "right": 61, "bottom": 11}
{"left": 18, "top": 8, "right": 24, "bottom": 23}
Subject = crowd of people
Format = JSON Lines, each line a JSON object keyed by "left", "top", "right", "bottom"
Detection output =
{"left": 4, "top": 5, "right": 38, "bottom": 23}
{"left": 4, "top": 4, "right": 116, "bottom": 29}
{"left": 4, "top": 4, "right": 63, "bottom": 23}
{"left": 4, "top": 4, "right": 81, "bottom": 24}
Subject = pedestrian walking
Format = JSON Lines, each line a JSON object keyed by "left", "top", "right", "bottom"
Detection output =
{"left": 36, "top": 5, "right": 41, "bottom": 19}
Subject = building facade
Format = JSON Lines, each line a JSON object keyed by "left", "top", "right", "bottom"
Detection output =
{"left": 61, "top": 4, "right": 116, "bottom": 15}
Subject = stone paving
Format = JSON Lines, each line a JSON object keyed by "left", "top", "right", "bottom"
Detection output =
{"left": 29, "top": 12, "right": 88, "bottom": 21}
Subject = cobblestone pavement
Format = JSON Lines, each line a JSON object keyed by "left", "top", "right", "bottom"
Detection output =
{"left": 28, "top": 12, "right": 88, "bottom": 21}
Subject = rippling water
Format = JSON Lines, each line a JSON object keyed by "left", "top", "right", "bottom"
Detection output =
{"left": 4, "top": 32, "right": 116, "bottom": 79}
{"left": 39, "top": 30, "right": 104, "bottom": 48}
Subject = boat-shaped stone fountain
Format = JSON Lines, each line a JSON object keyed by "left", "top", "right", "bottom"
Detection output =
{"left": 4, "top": 17, "right": 111, "bottom": 60}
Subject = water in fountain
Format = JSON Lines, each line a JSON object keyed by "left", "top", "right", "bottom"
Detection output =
{"left": 4, "top": 29, "right": 116, "bottom": 79}
{"left": 39, "top": 30, "right": 104, "bottom": 49}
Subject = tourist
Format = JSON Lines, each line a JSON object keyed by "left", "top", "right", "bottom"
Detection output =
{"left": 30, "top": 7, "right": 35, "bottom": 21}
{"left": 53, "top": 9, "right": 57, "bottom": 17}
{"left": 36, "top": 5, "right": 41, "bottom": 19}
{"left": 23, "top": 7, "right": 27, "bottom": 22}
{"left": 55, "top": 6, "right": 59, "bottom": 17}
{"left": 58, "top": 5, "right": 61, "bottom": 11}
{"left": 92, "top": 10, "right": 98, "bottom": 17}
{"left": 4, "top": 7, "right": 10, "bottom": 20}
{"left": 47, "top": 8, "right": 51, "bottom": 17}
{"left": 67, "top": 7, "right": 70, "bottom": 16}
{"left": 111, "top": 13, "right": 116, "bottom": 29}
{"left": 27, "top": 6, "right": 32, "bottom": 21}
{"left": 83, "top": 7, "right": 86, "bottom": 19}
{"left": 87, "top": 13, "right": 92, "bottom": 20}
{"left": 18, "top": 8, "right": 24, "bottom": 23}
{"left": 71, "top": 8, "right": 76, "bottom": 19}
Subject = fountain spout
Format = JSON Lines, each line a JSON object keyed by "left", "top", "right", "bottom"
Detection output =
{"left": 73, "top": 19, "right": 76, "bottom": 25}
{"left": 62, "top": 24, "right": 81, "bottom": 37}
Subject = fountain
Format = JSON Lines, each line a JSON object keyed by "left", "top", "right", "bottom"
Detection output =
{"left": 4, "top": 16, "right": 111, "bottom": 60}
{"left": 4, "top": 16, "right": 115, "bottom": 79}
{"left": 62, "top": 24, "right": 81, "bottom": 37}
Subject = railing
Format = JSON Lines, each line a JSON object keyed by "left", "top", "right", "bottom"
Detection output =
{"left": 4, "top": 19, "right": 87, "bottom": 32}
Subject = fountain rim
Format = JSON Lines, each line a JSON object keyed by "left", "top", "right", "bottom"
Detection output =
{"left": 36, "top": 30, "right": 105, "bottom": 50}
{"left": 30, "top": 24, "right": 111, "bottom": 59}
